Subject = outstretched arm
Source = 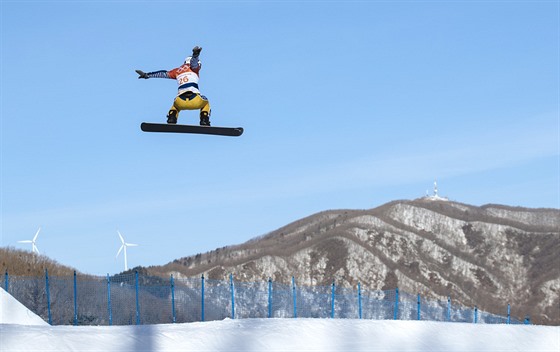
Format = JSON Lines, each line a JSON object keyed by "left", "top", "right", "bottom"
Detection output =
{"left": 136, "top": 46, "right": 201, "bottom": 78}
{"left": 135, "top": 69, "right": 171, "bottom": 79}
{"left": 189, "top": 46, "right": 202, "bottom": 70}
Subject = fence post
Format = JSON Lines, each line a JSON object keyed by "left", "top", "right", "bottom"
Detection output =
{"left": 358, "top": 282, "right": 362, "bottom": 319}
{"left": 171, "top": 275, "right": 176, "bottom": 324}
{"left": 331, "top": 281, "right": 336, "bottom": 319}
{"left": 268, "top": 278, "right": 272, "bottom": 318}
{"left": 73, "top": 271, "right": 78, "bottom": 326}
{"left": 4, "top": 271, "right": 8, "bottom": 292}
{"left": 230, "top": 273, "right": 235, "bottom": 319}
{"left": 474, "top": 306, "right": 478, "bottom": 324}
{"left": 292, "top": 276, "right": 297, "bottom": 318}
{"left": 393, "top": 288, "right": 399, "bottom": 320}
{"left": 107, "top": 274, "right": 112, "bottom": 326}
{"left": 45, "top": 269, "right": 52, "bottom": 325}
{"left": 447, "top": 296, "right": 451, "bottom": 322}
{"left": 201, "top": 274, "right": 205, "bottom": 322}
{"left": 507, "top": 304, "right": 511, "bottom": 324}
{"left": 417, "top": 294, "right": 421, "bottom": 321}
{"left": 135, "top": 271, "right": 140, "bottom": 325}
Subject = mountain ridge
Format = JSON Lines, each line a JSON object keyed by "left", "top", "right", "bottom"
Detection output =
{"left": 147, "top": 199, "right": 559, "bottom": 325}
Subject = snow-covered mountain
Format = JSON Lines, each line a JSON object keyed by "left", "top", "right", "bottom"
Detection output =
{"left": 150, "top": 199, "right": 560, "bottom": 325}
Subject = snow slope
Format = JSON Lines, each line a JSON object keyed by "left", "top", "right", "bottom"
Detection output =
{"left": 1, "top": 319, "right": 559, "bottom": 352}
{"left": 0, "top": 288, "right": 49, "bottom": 326}
{"left": 1, "top": 287, "right": 559, "bottom": 352}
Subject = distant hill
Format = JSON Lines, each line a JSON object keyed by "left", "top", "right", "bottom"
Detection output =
{"left": 147, "top": 199, "right": 560, "bottom": 325}
{"left": 0, "top": 247, "right": 79, "bottom": 277}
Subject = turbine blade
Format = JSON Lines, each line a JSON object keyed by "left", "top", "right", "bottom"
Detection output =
{"left": 18, "top": 240, "right": 32, "bottom": 243}
{"left": 33, "top": 227, "right": 41, "bottom": 242}
{"left": 126, "top": 243, "right": 139, "bottom": 247}
{"left": 116, "top": 245, "right": 124, "bottom": 258}
{"left": 33, "top": 244, "right": 40, "bottom": 254}
{"left": 117, "top": 231, "right": 125, "bottom": 244}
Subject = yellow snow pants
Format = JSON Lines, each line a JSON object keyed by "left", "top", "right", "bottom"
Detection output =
{"left": 169, "top": 92, "right": 211, "bottom": 116}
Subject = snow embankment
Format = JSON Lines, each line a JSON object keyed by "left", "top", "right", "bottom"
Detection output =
{"left": 1, "top": 286, "right": 558, "bottom": 352}
{"left": 0, "top": 288, "right": 49, "bottom": 326}
{"left": 1, "top": 318, "right": 559, "bottom": 352}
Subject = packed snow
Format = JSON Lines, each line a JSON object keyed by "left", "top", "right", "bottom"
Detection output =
{"left": 1, "top": 288, "right": 559, "bottom": 352}
{"left": 0, "top": 287, "right": 49, "bottom": 326}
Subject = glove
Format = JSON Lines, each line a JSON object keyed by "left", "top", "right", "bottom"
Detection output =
{"left": 192, "top": 46, "right": 202, "bottom": 57}
{"left": 135, "top": 70, "right": 149, "bottom": 79}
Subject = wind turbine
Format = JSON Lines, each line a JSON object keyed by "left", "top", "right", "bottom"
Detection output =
{"left": 116, "top": 231, "right": 139, "bottom": 271}
{"left": 18, "top": 227, "right": 41, "bottom": 254}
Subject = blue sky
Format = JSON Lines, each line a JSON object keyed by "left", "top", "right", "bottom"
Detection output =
{"left": 1, "top": 1, "right": 558, "bottom": 276}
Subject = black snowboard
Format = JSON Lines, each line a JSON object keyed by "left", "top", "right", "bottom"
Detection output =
{"left": 141, "top": 122, "right": 243, "bottom": 137}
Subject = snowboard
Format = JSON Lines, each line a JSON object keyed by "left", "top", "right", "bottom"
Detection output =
{"left": 141, "top": 122, "right": 243, "bottom": 137}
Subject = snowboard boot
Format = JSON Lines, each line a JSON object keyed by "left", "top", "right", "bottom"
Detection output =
{"left": 167, "top": 110, "right": 178, "bottom": 124}
{"left": 200, "top": 111, "right": 211, "bottom": 126}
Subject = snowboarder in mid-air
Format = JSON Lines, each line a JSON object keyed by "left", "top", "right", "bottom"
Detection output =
{"left": 136, "top": 46, "right": 211, "bottom": 126}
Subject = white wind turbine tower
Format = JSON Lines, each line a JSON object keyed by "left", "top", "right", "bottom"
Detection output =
{"left": 116, "top": 231, "right": 139, "bottom": 271}
{"left": 18, "top": 227, "right": 41, "bottom": 254}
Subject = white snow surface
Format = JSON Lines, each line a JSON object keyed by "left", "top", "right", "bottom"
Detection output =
{"left": 0, "top": 288, "right": 49, "bottom": 326}
{"left": 2, "top": 319, "right": 559, "bottom": 352}
{"left": 1, "top": 287, "right": 559, "bottom": 352}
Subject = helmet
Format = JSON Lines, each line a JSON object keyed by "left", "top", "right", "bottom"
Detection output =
{"left": 184, "top": 56, "right": 201, "bottom": 66}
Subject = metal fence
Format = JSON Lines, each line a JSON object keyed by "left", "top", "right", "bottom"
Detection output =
{"left": 3, "top": 270, "right": 529, "bottom": 326}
